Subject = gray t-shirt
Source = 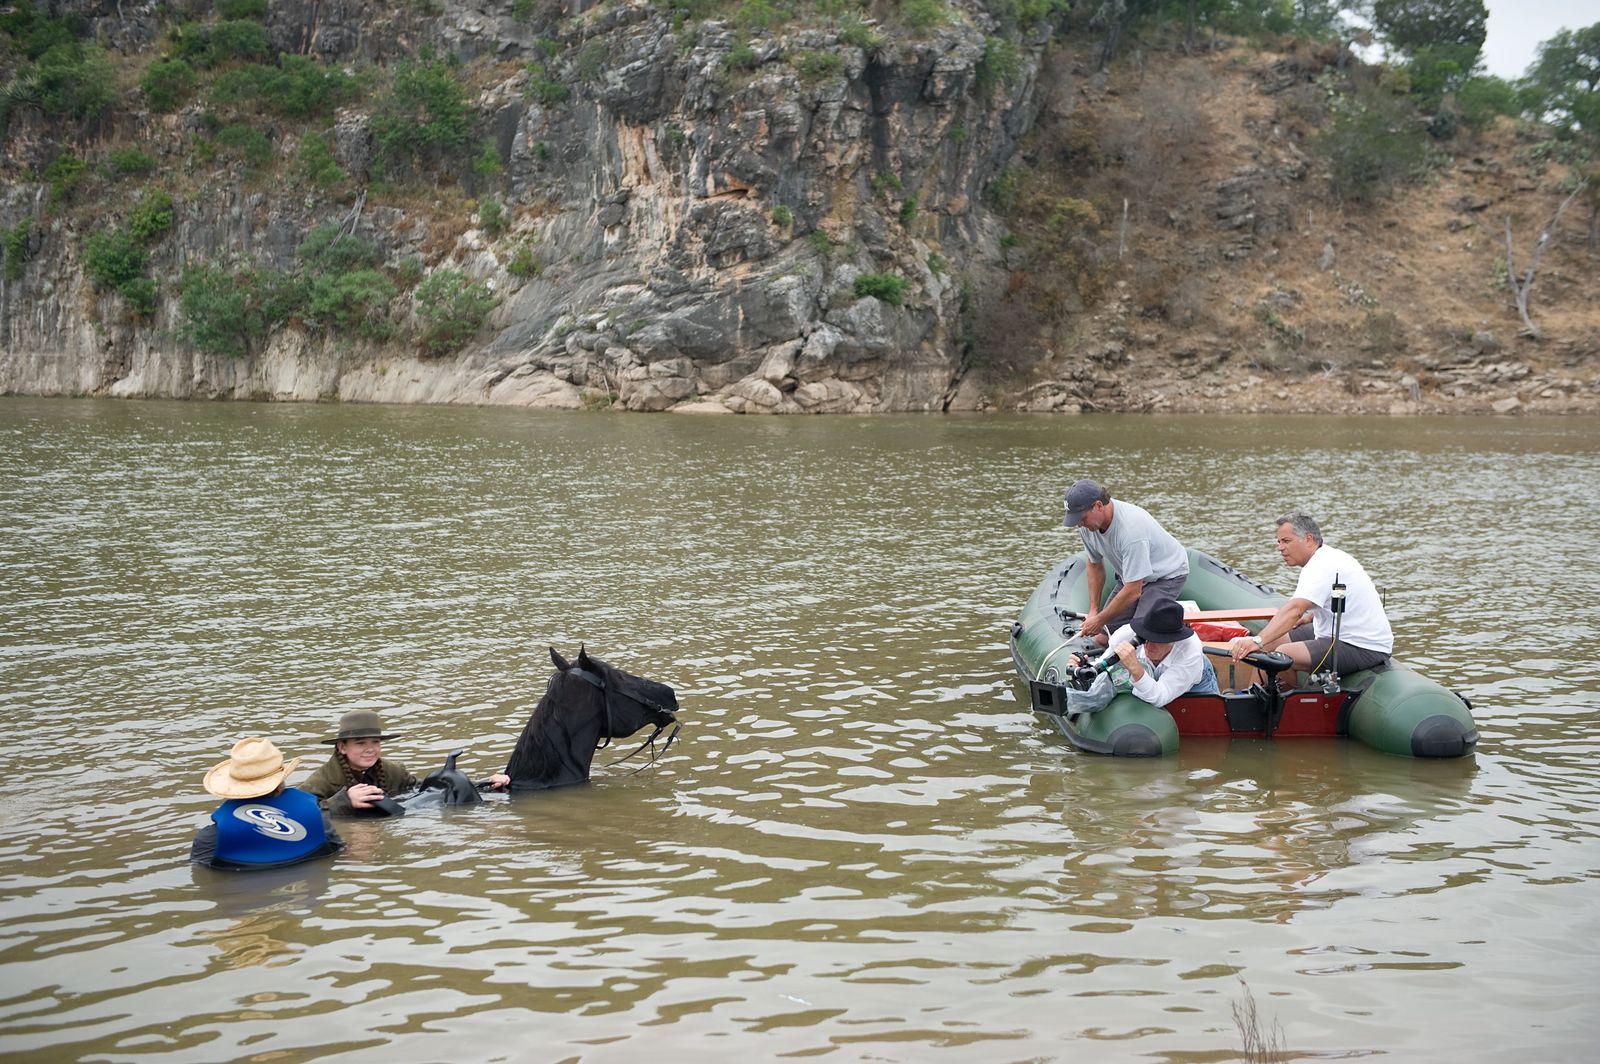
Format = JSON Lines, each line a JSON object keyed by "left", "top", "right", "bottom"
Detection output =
{"left": 1080, "top": 498, "right": 1188, "bottom": 584}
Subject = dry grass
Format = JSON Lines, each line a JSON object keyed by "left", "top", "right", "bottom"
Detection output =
{"left": 1231, "top": 978, "right": 1288, "bottom": 1063}
{"left": 1005, "top": 40, "right": 1600, "bottom": 411}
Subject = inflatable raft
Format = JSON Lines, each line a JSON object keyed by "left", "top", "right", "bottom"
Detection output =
{"left": 1009, "top": 549, "right": 1478, "bottom": 758}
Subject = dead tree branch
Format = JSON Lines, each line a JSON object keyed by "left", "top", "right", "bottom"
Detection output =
{"left": 1504, "top": 181, "right": 1586, "bottom": 340}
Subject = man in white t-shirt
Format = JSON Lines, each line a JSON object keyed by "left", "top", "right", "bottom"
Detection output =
{"left": 1229, "top": 511, "right": 1393, "bottom": 679}
{"left": 1062, "top": 478, "right": 1190, "bottom": 647}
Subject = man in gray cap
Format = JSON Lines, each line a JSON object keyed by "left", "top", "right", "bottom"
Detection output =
{"left": 1062, "top": 478, "right": 1189, "bottom": 646}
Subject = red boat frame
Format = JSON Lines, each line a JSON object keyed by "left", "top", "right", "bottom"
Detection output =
{"left": 1160, "top": 686, "right": 1353, "bottom": 739}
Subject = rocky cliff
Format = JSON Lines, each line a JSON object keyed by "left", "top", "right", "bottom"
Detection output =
{"left": 1, "top": 2, "right": 1595, "bottom": 415}
{"left": 1, "top": 0, "right": 1047, "bottom": 412}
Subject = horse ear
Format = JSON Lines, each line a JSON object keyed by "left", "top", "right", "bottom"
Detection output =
{"left": 577, "top": 644, "right": 593, "bottom": 669}
{"left": 550, "top": 646, "right": 570, "bottom": 672}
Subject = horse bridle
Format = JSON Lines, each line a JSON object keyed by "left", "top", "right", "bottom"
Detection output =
{"left": 568, "top": 665, "right": 681, "bottom": 772}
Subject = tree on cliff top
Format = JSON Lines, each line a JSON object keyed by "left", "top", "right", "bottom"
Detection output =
{"left": 1523, "top": 23, "right": 1600, "bottom": 146}
{"left": 1371, "top": 0, "right": 1487, "bottom": 101}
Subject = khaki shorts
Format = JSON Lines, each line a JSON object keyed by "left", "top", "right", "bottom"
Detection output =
{"left": 1287, "top": 623, "right": 1390, "bottom": 675}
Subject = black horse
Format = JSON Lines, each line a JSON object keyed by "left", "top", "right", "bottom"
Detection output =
{"left": 394, "top": 646, "right": 680, "bottom": 810}
{"left": 503, "top": 646, "right": 680, "bottom": 791}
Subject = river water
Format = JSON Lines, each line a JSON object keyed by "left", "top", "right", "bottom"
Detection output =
{"left": 1, "top": 399, "right": 1597, "bottom": 1062}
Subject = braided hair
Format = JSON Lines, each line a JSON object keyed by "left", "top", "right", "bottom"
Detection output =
{"left": 336, "top": 748, "right": 391, "bottom": 789}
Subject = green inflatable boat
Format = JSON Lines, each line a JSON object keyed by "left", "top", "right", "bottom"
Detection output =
{"left": 1010, "top": 549, "right": 1479, "bottom": 758}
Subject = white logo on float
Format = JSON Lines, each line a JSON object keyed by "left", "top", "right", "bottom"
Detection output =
{"left": 233, "top": 803, "right": 309, "bottom": 841}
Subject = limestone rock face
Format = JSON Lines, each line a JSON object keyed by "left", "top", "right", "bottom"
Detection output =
{"left": 0, "top": 2, "right": 1045, "bottom": 413}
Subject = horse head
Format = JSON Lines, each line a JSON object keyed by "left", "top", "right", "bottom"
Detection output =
{"left": 503, "top": 647, "right": 680, "bottom": 791}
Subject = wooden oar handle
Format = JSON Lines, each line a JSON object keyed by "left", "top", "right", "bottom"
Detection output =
{"left": 1183, "top": 607, "right": 1279, "bottom": 622}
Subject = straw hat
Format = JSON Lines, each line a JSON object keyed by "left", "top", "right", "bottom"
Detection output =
{"left": 322, "top": 710, "right": 399, "bottom": 745}
{"left": 203, "top": 737, "right": 300, "bottom": 800}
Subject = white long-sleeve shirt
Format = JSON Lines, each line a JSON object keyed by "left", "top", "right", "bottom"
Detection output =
{"left": 1106, "top": 623, "right": 1207, "bottom": 707}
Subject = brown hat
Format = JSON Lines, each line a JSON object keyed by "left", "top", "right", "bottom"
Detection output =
{"left": 323, "top": 710, "right": 399, "bottom": 745}
{"left": 203, "top": 737, "right": 300, "bottom": 800}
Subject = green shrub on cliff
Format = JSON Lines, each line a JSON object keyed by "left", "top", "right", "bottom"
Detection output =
{"left": 414, "top": 268, "right": 498, "bottom": 355}
{"left": 1455, "top": 74, "right": 1520, "bottom": 131}
{"left": 297, "top": 224, "right": 384, "bottom": 271}
{"left": 193, "top": 20, "right": 272, "bottom": 66}
{"left": 976, "top": 35, "right": 1021, "bottom": 91}
{"left": 84, "top": 230, "right": 156, "bottom": 315}
{"left": 507, "top": 243, "right": 541, "bottom": 278}
{"left": 0, "top": 1, "right": 86, "bottom": 60}
{"left": 735, "top": 0, "right": 792, "bottom": 31}
{"left": 837, "top": 16, "right": 883, "bottom": 51}
{"left": 307, "top": 270, "right": 397, "bottom": 338}
{"left": 478, "top": 199, "right": 506, "bottom": 234}
{"left": 215, "top": 123, "right": 273, "bottom": 168}
{"left": 178, "top": 263, "right": 307, "bottom": 356}
{"left": 898, "top": 0, "right": 950, "bottom": 31}
{"left": 103, "top": 149, "right": 158, "bottom": 179}
{"left": 526, "top": 62, "right": 570, "bottom": 105}
{"left": 294, "top": 133, "right": 346, "bottom": 188}
{"left": 142, "top": 58, "right": 196, "bottom": 113}
{"left": 43, "top": 153, "right": 85, "bottom": 205}
{"left": 2, "top": 220, "right": 31, "bottom": 281}
{"left": 127, "top": 189, "right": 176, "bottom": 241}
{"left": 177, "top": 263, "right": 272, "bottom": 357}
{"left": 372, "top": 59, "right": 474, "bottom": 179}
{"left": 1312, "top": 82, "right": 1434, "bottom": 202}
{"left": 792, "top": 50, "right": 845, "bottom": 81}
{"left": 216, "top": 0, "right": 269, "bottom": 19}
{"left": 15, "top": 41, "right": 117, "bottom": 121}
{"left": 211, "top": 55, "right": 360, "bottom": 119}
{"left": 854, "top": 272, "right": 907, "bottom": 305}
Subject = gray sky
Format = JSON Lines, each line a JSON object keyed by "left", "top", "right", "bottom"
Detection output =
{"left": 1482, "top": 0, "right": 1594, "bottom": 79}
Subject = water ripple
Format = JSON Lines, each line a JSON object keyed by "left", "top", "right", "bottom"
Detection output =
{"left": 1, "top": 402, "right": 1598, "bottom": 1060}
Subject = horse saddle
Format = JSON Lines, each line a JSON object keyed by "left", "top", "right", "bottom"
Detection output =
{"left": 391, "top": 750, "right": 484, "bottom": 813}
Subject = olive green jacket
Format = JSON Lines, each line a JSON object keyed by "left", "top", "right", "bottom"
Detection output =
{"left": 301, "top": 754, "right": 418, "bottom": 815}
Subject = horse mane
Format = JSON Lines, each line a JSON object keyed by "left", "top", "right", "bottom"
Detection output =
{"left": 504, "top": 672, "right": 600, "bottom": 789}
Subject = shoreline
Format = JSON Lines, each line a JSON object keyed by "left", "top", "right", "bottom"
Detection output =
{"left": 4, "top": 385, "right": 1597, "bottom": 417}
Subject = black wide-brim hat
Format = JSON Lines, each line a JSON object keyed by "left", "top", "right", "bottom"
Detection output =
{"left": 1131, "top": 601, "right": 1196, "bottom": 644}
{"left": 323, "top": 710, "right": 400, "bottom": 744}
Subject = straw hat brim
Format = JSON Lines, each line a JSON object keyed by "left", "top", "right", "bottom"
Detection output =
{"left": 204, "top": 755, "right": 300, "bottom": 799}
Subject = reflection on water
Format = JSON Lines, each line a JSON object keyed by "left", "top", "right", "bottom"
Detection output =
{"left": 1, "top": 401, "right": 1597, "bottom": 1061}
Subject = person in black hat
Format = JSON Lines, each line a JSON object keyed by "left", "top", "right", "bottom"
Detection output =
{"left": 1069, "top": 600, "right": 1218, "bottom": 707}
{"left": 1061, "top": 478, "right": 1190, "bottom": 646}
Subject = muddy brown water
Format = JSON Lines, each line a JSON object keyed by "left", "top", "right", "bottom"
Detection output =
{"left": 1, "top": 400, "right": 1596, "bottom": 1062}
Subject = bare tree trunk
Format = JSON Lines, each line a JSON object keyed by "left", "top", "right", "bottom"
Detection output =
{"left": 337, "top": 189, "right": 367, "bottom": 239}
{"left": 1097, "top": 0, "right": 1126, "bottom": 70}
{"left": 1503, "top": 182, "right": 1586, "bottom": 340}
